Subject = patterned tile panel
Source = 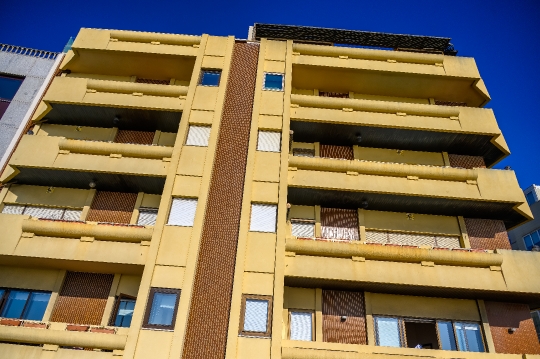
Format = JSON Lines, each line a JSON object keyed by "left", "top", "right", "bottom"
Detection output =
{"left": 322, "top": 290, "right": 367, "bottom": 344}
{"left": 464, "top": 218, "right": 511, "bottom": 250}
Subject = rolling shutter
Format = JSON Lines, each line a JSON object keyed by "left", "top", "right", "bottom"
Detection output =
{"left": 2, "top": 204, "right": 25, "bottom": 215}
{"left": 320, "top": 145, "right": 354, "bottom": 160}
{"left": 138, "top": 208, "right": 158, "bottom": 226}
{"left": 257, "top": 131, "right": 281, "bottom": 152}
{"left": 167, "top": 198, "right": 197, "bottom": 226}
{"left": 291, "top": 220, "right": 315, "bottom": 238}
{"left": 185, "top": 126, "right": 211, "bottom": 147}
{"left": 243, "top": 299, "right": 269, "bottom": 332}
{"left": 62, "top": 209, "right": 82, "bottom": 221}
{"left": 322, "top": 290, "right": 367, "bottom": 344}
{"left": 321, "top": 208, "right": 359, "bottom": 240}
{"left": 290, "top": 312, "right": 312, "bottom": 341}
{"left": 249, "top": 204, "right": 277, "bottom": 233}
{"left": 24, "top": 206, "right": 63, "bottom": 220}
{"left": 86, "top": 191, "right": 137, "bottom": 224}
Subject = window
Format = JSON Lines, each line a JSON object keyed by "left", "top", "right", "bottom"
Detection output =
{"left": 0, "top": 289, "right": 51, "bottom": 321}
{"left": 143, "top": 288, "right": 180, "bottom": 330}
{"left": 167, "top": 198, "right": 197, "bottom": 227}
{"left": 263, "top": 73, "right": 284, "bottom": 91}
{"left": 137, "top": 208, "right": 158, "bottom": 226}
{"left": 250, "top": 204, "right": 277, "bottom": 233}
{"left": 1, "top": 204, "right": 81, "bottom": 221}
{"left": 526, "top": 191, "right": 536, "bottom": 206}
{"left": 199, "top": 70, "right": 221, "bottom": 86}
{"left": 185, "top": 126, "right": 211, "bottom": 147}
{"left": 0, "top": 75, "right": 23, "bottom": 101}
{"left": 109, "top": 294, "right": 136, "bottom": 327}
{"left": 374, "top": 316, "right": 485, "bottom": 352}
{"left": 531, "top": 310, "right": 540, "bottom": 341}
{"left": 291, "top": 219, "right": 315, "bottom": 238}
{"left": 292, "top": 148, "right": 315, "bottom": 157}
{"left": 257, "top": 131, "right": 281, "bottom": 152}
{"left": 523, "top": 229, "right": 540, "bottom": 251}
{"left": 239, "top": 295, "right": 273, "bottom": 337}
{"left": 289, "top": 311, "right": 313, "bottom": 341}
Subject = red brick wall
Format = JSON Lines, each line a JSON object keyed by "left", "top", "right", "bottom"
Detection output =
{"left": 320, "top": 145, "right": 354, "bottom": 160}
{"left": 322, "top": 290, "right": 367, "bottom": 344}
{"left": 448, "top": 154, "right": 486, "bottom": 169}
{"left": 464, "top": 218, "right": 511, "bottom": 250}
{"left": 484, "top": 301, "right": 540, "bottom": 354}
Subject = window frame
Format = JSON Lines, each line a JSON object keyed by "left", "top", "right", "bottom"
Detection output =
{"left": 198, "top": 69, "right": 222, "bottom": 87}
{"left": 142, "top": 287, "right": 181, "bottom": 330}
{"left": 523, "top": 229, "right": 540, "bottom": 250}
{"left": 288, "top": 309, "right": 315, "bottom": 341}
{"left": 263, "top": 72, "right": 284, "bottom": 91}
{"left": 167, "top": 197, "right": 198, "bottom": 227}
{"left": 185, "top": 125, "right": 212, "bottom": 147}
{"left": 108, "top": 293, "right": 136, "bottom": 327}
{"left": 0, "top": 288, "right": 52, "bottom": 321}
{"left": 249, "top": 203, "right": 278, "bottom": 233}
{"left": 238, "top": 294, "right": 273, "bottom": 338}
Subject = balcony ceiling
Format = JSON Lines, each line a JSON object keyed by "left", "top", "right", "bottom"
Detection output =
{"left": 45, "top": 103, "right": 181, "bottom": 132}
{"left": 12, "top": 167, "right": 165, "bottom": 194}
{"left": 290, "top": 120, "right": 505, "bottom": 167}
{"left": 288, "top": 187, "right": 527, "bottom": 229}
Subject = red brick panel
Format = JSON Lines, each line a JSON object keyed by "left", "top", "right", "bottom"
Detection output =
{"left": 86, "top": 191, "right": 137, "bottom": 224}
{"left": 114, "top": 130, "right": 155, "bottom": 145}
{"left": 321, "top": 208, "right": 359, "bottom": 240}
{"left": 182, "top": 43, "right": 260, "bottom": 359}
{"left": 448, "top": 154, "right": 486, "bottom": 169}
{"left": 319, "top": 91, "right": 349, "bottom": 98}
{"left": 484, "top": 301, "right": 540, "bottom": 354}
{"left": 135, "top": 78, "right": 169, "bottom": 85}
{"left": 464, "top": 218, "right": 511, "bottom": 250}
{"left": 320, "top": 145, "right": 354, "bottom": 160}
{"left": 50, "top": 272, "right": 114, "bottom": 325}
{"left": 322, "top": 290, "right": 367, "bottom": 344}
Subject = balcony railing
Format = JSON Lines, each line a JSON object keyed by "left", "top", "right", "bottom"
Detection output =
{"left": 86, "top": 79, "right": 188, "bottom": 98}
{"left": 58, "top": 139, "right": 173, "bottom": 159}
{"left": 0, "top": 43, "right": 59, "bottom": 60}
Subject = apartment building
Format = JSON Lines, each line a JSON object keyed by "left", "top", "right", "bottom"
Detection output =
{"left": 0, "top": 23, "right": 538, "bottom": 359}
{"left": 509, "top": 184, "right": 540, "bottom": 251}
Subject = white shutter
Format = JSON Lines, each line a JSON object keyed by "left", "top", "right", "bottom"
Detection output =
{"left": 24, "top": 206, "right": 63, "bottom": 220}
{"left": 375, "top": 317, "right": 401, "bottom": 347}
{"left": 2, "top": 204, "right": 25, "bottom": 215}
{"left": 257, "top": 131, "right": 281, "bottom": 152}
{"left": 62, "top": 209, "right": 82, "bottom": 221}
{"left": 185, "top": 126, "right": 211, "bottom": 147}
{"left": 243, "top": 299, "right": 269, "bottom": 332}
{"left": 291, "top": 221, "right": 315, "bottom": 238}
{"left": 167, "top": 198, "right": 197, "bottom": 226}
{"left": 435, "top": 236, "right": 461, "bottom": 249}
{"left": 289, "top": 312, "right": 312, "bottom": 341}
{"left": 366, "top": 231, "right": 388, "bottom": 244}
{"left": 138, "top": 208, "right": 158, "bottom": 226}
{"left": 250, "top": 204, "right": 277, "bottom": 233}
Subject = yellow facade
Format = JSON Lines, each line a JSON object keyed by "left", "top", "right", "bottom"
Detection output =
{"left": 0, "top": 24, "right": 538, "bottom": 359}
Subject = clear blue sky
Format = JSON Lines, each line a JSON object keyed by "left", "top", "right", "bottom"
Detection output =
{"left": 2, "top": 0, "right": 538, "bottom": 188}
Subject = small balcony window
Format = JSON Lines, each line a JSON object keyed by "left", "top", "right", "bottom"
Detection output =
{"left": 185, "top": 126, "right": 211, "bottom": 147}
{"left": 167, "top": 198, "right": 197, "bottom": 227}
{"left": 292, "top": 148, "right": 314, "bottom": 157}
{"left": 239, "top": 295, "right": 273, "bottom": 337}
{"left": 291, "top": 219, "right": 315, "bottom": 238}
{"left": 263, "top": 73, "right": 284, "bottom": 91}
{"left": 249, "top": 204, "right": 277, "bottom": 233}
{"left": 257, "top": 131, "right": 281, "bottom": 152}
{"left": 1, "top": 204, "right": 82, "bottom": 221}
{"left": 143, "top": 288, "right": 180, "bottom": 330}
{"left": 137, "top": 208, "right": 158, "bottom": 226}
{"left": 0, "top": 288, "right": 51, "bottom": 321}
{"left": 110, "top": 294, "right": 136, "bottom": 327}
{"left": 199, "top": 70, "right": 221, "bottom": 86}
{"left": 289, "top": 311, "right": 313, "bottom": 341}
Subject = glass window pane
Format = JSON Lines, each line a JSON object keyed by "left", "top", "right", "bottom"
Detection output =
{"left": 524, "top": 235, "right": 534, "bottom": 250}
{"left": 290, "top": 312, "right": 312, "bottom": 341}
{"left": 200, "top": 71, "right": 221, "bottom": 86}
{"left": 464, "top": 323, "right": 484, "bottom": 352}
{"left": 1, "top": 290, "right": 30, "bottom": 319}
{"left": 243, "top": 299, "right": 268, "bottom": 332}
{"left": 22, "top": 292, "right": 51, "bottom": 320}
{"left": 0, "top": 76, "right": 23, "bottom": 100}
{"left": 264, "top": 74, "right": 283, "bottom": 90}
{"left": 148, "top": 292, "right": 177, "bottom": 326}
{"left": 376, "top": 317, "right": 401, "bottom": 347}
{"left": 532, "top": 231, "right": 540, "bottom": 246}
{"left": 437, "top": 321, "right": 457, "bottom": 350}
{"left": 526, "top": 191, "right": 536, "bottom": 205}
{"left": 455, "top": 323, "right": 468, "bottom": 351}
{"left": 115, "top": 299, "right": 136, "bottom": 327}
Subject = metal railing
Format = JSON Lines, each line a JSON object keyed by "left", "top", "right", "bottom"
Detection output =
{"left": 0, "top": 43, "right": 58, "bottom": 60}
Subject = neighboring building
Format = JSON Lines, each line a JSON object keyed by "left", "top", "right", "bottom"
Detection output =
{"left": 0, "top": 44, "right": 62, "bottom": 174}
{"left": 0, "top": 24, "right": 539, "bottom": 358}
{"left": 509, "top": 184, "right": 540, "bottom": 250}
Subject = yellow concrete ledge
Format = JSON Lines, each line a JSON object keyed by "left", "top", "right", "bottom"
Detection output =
{"left": 21, "top": 219, "right": 153, "bottom": 242}
{"left": 282, "top": 340, "right": 522, "bottom": 359}
{"left": 0, "top": 325, "right": 126, "bottom": 350}
{"left": 59, "top": 139, "right": 173, "bottom": 159}
{"left": 285, "top": 237, "right": 502, "bottom": 268}
{"left": 289, "top": 155, "right": 477, "bottom": 182}
{"left": 293, "top": 43, "right": 444, "bottom": 65}
{"left": 291, "top": 94, "right": 459, "bottom": 118}
{"left": 109, "top": 30, "right": 201, "bottom": 46}
{"left": 87, "top": 79, "right": 188, "bottom": 98}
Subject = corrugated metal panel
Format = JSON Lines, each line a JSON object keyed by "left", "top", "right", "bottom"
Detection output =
{"left": 24, "top": 206, "right": 63, "bottom": 220}
{"left": 185, "top": 126, "right": 211, "bottom": 147}
{"left": 321, "top": 208, "right": 359, "bottom": 240}
{"left": 257, "top": 131, "right": 281, "bottom": 152}
{"left": 290, "top": 312, "right": 312, "bottom": 341}
{"left": 243, "top": 299, "right": 269, "bottom": 332}
{"left": 138, "top": 208, "right": 158, "bottom": 226}
{"left": 63, "top": 209, "right": 82, "bottom": 221}
{"left": 114, "top": 130, "right": 154, "bottom": 145}
{"left": 1, "top": 204, "right": 25, "bottom": 214}
{"left": 167, "top": 198, "right": 197, "bottom": 226}
{"left": 291, "top": 221, "right": 315, "bottom": 238}
{"left": 86, "top": 191, "right": 137, "bottom": 224}
{"left": 320, "top": 145, "right": 354, "bottom": 160}
{"left": 250, "top": 204, "right": 277, "bottom": 233}
{"left": 322, "top": 290, "right": 367, "bottom": 344}
{"left": 50, "top": 272, "right": 114, "bottom": 325}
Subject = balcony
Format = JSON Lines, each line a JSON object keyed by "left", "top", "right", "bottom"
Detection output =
{"left": 291, "top": 43, "right": 490, "bottom": 107}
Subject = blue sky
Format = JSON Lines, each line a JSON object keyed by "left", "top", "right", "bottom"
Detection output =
{"left": 2, "top": 0, "right": 538, "bottom": 188}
